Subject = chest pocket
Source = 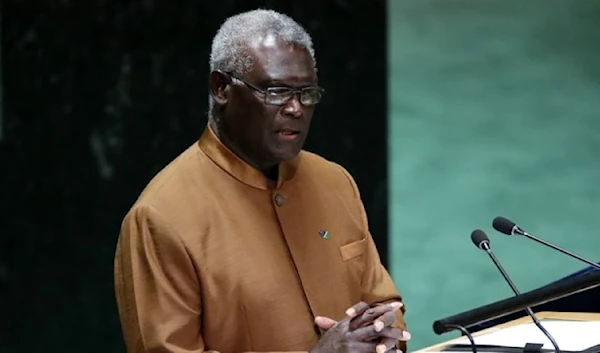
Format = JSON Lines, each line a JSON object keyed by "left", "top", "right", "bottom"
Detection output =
{"left": 339, "top": 237, "right": 367, "bottom": 261}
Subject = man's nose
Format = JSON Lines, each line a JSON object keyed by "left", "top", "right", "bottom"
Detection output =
{"left": 281, "top": 96, "right": 303, "bottom": 118}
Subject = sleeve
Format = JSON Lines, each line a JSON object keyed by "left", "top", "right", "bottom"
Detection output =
{"left": 336, "top": 166, "right": 408, "bottom": 351}
{"left": 113, "top": 204, "right": 311, "bottom": 353}
{"left": 114, "top": 204, "right": 210, "bottom": 353}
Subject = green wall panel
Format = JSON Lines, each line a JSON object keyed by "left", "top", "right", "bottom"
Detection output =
{"left": 388, "top": 0, "right": 600, "bottom": 350}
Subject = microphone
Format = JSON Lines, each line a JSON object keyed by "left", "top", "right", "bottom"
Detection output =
{"left": 493, "top": 216, "right": 600, "bottom": 271}
{"left": 470, "top": 229, "right": 561, "bottom": 353}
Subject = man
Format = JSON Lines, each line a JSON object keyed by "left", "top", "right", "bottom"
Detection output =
{"left": 114, "top": 8, "right": 410, "bottom": 353}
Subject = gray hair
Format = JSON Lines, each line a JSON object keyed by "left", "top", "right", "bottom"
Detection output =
{"left": 207, "top": 9, "right": 316, "bottom": 121}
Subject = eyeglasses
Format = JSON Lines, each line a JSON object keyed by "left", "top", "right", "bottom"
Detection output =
{"left": 223, "top": 71, "right": 324, "bottom": 106}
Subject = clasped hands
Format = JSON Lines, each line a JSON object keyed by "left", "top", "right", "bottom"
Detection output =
{"left": 310, "top": 301, "right": 411, "bottom": 353}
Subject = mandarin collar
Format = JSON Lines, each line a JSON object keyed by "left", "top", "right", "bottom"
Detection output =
{"left": 197, "top": 124, "right": 300, "bottom": 191}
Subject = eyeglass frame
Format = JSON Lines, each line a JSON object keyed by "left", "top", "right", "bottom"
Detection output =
{"left": 220, "top": 70, "right": 325, "bottom": 106}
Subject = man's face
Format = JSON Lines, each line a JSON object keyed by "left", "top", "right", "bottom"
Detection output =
{"left": 214, "top": 35, "right": 319, "bottom": 173}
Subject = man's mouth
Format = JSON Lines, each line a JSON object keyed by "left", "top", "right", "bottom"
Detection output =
{"left": 276, "top": 129, "right": 301, "bottom": 140}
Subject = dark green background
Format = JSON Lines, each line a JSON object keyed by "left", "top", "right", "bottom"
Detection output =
{"left": 389, "top": 0, "right": 600, "bottom": 349}
{"left": 0, "top": 1, "right": 388, "bottom": 352}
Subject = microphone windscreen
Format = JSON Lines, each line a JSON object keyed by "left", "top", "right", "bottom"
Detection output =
{"left": 471, "top": 229, "right": 489, "bottom": 248}
{"left": 493, "top": 216, "right": 516, "bottom": 235}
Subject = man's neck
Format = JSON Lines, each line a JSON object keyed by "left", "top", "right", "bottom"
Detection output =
{"left": 264, "top": 166, "right": 278, "bottom": 183}
{"left": 209, "top": 119, "right": 279, "bottom": 184}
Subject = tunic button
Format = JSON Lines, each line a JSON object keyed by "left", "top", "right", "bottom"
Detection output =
{"left": 274, "top": 194, "right": 284, "bottom": 207}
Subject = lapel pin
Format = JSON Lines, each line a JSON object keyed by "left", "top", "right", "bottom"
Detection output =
{"left": 318, "top": 230, "right": 330, "bottom": 239}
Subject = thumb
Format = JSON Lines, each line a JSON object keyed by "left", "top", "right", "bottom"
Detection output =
{"left": 314, "top": 316, "right": 338, "bottom": 330}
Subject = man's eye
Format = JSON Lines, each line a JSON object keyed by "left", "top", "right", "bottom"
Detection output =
{"left": 267, "top": 88, "right": 291, "bottom": 95}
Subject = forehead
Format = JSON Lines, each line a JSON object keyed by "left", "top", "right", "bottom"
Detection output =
{"left": 246, "top": 34, "right": 317, "bottom": 85}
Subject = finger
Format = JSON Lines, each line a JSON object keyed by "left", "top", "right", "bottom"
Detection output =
{"left": 372, "top": 311, "right": 397, "bottom": 332}
{"left": 314, "top": 316, "right": 337, "bottom": 330}
{"left": 351, "top": 324, "right": 412, "bottom": 342}
{"left": 375, "top": 327, "right": 412, "bottom": 341}
{"left": 348, "top": 341, "right": 378, "bottom": 353}
{"left": 349, "top": 302, "right": 403, "bottom": 330}
{"left": 376, "top": 337, "right": 398, "bottom": 353}
{"left": 349, "top": 323, "right": 383, "bottom": 342}
{"left": 344, "top": 301, "right": 371, "bottom": 319}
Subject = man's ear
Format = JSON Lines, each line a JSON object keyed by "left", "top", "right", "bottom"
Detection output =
{"left": 209, "top": 70, "right": 231, "bottom": 105}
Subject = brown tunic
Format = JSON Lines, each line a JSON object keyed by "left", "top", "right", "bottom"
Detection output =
{"left": 114, "top": 125, "right": 407, "bottom": 353}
